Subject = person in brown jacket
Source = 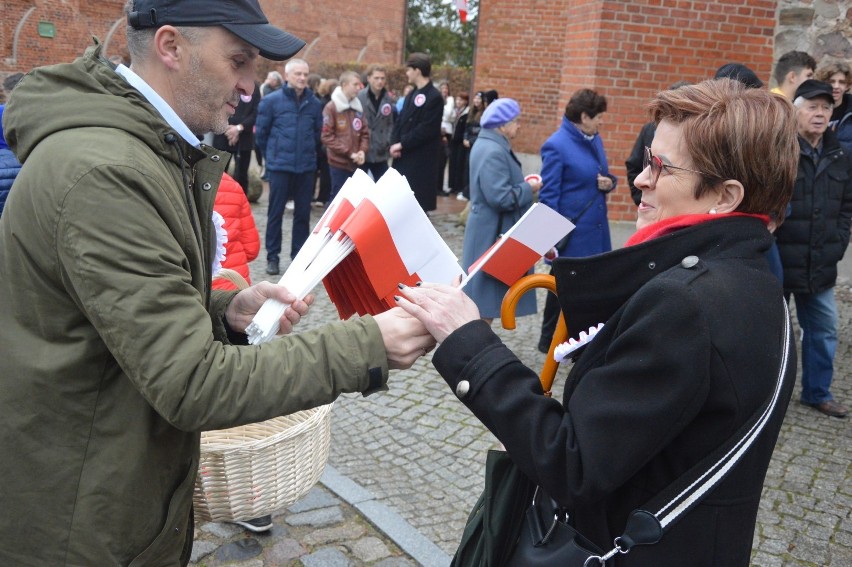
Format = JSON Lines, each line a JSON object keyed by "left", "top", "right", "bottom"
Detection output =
{"left": 321, "top": 70, "right": 370, "bottom": 202}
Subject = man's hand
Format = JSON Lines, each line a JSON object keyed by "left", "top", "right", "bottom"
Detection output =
{"left": 389, "top": 142, "right": 403, "bottom": 158}
{"left": 225, "top": 125, "right": 240, "bottom": 146}
{"left": 225, "top": 281, "right": 314, "bottom": 335}
{"left": 373, "top": 307, "right": 436, "bottom": 369}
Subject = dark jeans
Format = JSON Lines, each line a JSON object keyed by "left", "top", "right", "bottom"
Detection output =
{"left": 316, "top": 151, "right": 331, "bottom": 204}
{"left": 232, "top": 147, "right": 252, "bottom": 195}
{"left": 328, "top": 166, "right": 355, "bottom": 204}
{"left": 361, "top": 160, "right": 389, "bottom": 181}
{"left": 266, "top": 170, "right": 314, "bottom": 262}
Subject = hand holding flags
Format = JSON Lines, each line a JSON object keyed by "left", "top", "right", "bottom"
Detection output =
{"left": 245, "top": 169, "right": 463, "bottom": 344}
{"left": 461, "top": 203, "right": 575, "bottom": 288}
{"left": 454, "top": 0, "right": 469, "bottom": 23}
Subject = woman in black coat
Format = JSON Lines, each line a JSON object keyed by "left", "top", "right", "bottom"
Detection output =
{"left": 397, "top": 80, "right": 799, "bottom": 566}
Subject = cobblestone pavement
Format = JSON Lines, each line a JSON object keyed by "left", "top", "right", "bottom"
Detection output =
{"left": 192, "top": 180, "right": 850, "bottom": 566}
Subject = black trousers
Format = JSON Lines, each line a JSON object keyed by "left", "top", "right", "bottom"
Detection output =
{"left": 538, "top": 266, "right": 561, "bottom": 352}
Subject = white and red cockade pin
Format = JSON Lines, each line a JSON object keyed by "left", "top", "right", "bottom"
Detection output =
{"left": 553, "top": 323, "right": 605, "bottom": 362}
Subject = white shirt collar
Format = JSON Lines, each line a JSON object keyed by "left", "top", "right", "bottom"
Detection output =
{"left": 114, "top": 64, "right": 200, "bottom": 147}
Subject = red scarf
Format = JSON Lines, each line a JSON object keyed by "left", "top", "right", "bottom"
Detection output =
{"left": 625, "top": 213, "right": 770, "bottom": 247}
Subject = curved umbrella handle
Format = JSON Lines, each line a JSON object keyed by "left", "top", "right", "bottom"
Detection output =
{"left": 500, "top": 274, "right": 568, "bottom": 396}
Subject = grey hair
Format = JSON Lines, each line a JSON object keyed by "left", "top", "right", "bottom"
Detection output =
{"left": 123, "top": 1, "right": 207, "bottom": 62}
{"left": 284, "top": 58, "right": 309, "bottom": 73}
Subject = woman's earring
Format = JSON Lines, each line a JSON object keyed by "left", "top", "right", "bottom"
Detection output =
{"left": 709, "top": 208, "right": 717, "bottom": 214}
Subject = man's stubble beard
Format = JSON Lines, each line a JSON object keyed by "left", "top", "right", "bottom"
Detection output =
{"left": 177, "top": 52, "right": 231, "bottom": 136}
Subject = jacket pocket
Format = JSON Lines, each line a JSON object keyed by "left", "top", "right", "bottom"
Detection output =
{"left": 128, "top": 458, "right": 197, "bottom": 567}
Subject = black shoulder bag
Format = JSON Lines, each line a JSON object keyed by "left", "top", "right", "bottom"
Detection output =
{"left": 453, "top": 300, "right": 793, "bottom": 566}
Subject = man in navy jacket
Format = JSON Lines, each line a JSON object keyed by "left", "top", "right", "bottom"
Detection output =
{"left": 256, "top": 58, "right": 322, "bottom": 274}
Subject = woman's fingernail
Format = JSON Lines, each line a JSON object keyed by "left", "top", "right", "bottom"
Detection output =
{"left": 397, "top": 283, "right": 405, "bottom": 289}
{"left": 394, "top": 295, "right": 401, "bottom": 301}
{"left": 415, "top": 281, "right": 422, "bottom": 287}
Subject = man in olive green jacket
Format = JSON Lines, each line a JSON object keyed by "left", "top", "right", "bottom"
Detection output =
{"left": 0, "top": 1, "right": 434, "bottom": 565}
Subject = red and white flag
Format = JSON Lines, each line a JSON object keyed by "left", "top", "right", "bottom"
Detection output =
{"left": 463, "top": 203, "right": 574, "bottom": 286}
{"left": 454, "top": 0, "right": 469, "bottom": 23}
{"left": 326, "top": 169, "right": 464, "bottom": 318}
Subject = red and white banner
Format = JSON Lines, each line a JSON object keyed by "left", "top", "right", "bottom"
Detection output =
{"left": 464, "top": 203, "right": 574, "bottom": 286}
{"left": 454, "top": 0, "right": 469, "bottom": 23}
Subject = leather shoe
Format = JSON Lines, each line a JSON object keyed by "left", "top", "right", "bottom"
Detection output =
{"left": 266, "top": 261, "right": 279, "bottom": 275}
{"left": 803, "top": 400, "right": 848, "bottom": 418}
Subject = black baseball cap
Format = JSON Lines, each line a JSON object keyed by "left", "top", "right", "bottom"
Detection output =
{"left": 794, "top": 79, "right": 834, "bottom": 103}
{"left": 127, "top": 0, "right": 305, "bottom": 61}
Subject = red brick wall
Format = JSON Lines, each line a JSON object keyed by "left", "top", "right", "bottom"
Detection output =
{"left": 2, "top": 0, "right": 404, "bottom": 79}
{"left": 473, "top": 0, "right": 777, "bottom": 221}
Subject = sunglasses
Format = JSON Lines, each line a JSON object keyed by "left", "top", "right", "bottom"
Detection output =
{"left": 643, "top": 146, "right": 705, "bottom": 190}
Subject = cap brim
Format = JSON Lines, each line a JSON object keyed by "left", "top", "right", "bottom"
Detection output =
{"left": 800, "top": 91, "right": 834, "bottom": 103}
{"left": 223, "top": 22, "right": 305, "bottom": 60}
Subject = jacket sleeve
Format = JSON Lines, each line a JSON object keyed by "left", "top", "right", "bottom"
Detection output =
{"left": 538, "top": 139, "right": 562, "bottom": 211}
{"left": 239, "top": 192, "right": 260, "bottom": 263}
{"left": 625, "top": 123, "right": 653, "bottom": 206}
{"left": 255, "top": 97, "right": 271, "bottom": 154}
{"left": 838, "top": 154, "right": 852, "bottom": 251}
{"left": 432, "top": 278, "right": 712, "bottom": 508}
{"left": 320, "top": 104, "right": 348, "bottom": 157}
{"left": 399, "top": 92, "right": 443, "bottom": 151}
{"left": 476, "top": 145, "right": 533, "bottom": 213}
{"left": 55, "top": 165, "right": 389, "bottom": 432}
{"left": 359, "top": 120, "right": 371, "bottom": 154}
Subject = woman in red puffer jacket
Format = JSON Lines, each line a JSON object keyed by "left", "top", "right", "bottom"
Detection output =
{"left": 213, "top": 173, "right": 260, "bottom": 290}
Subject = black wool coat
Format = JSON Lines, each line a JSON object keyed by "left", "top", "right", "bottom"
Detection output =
{"left": 433, "top": 217, "right": 796, "bottom": 566}
{"left": 774, "top": 130, "right": 852, "bottom": 294}
{"left": 392, "top": 81, "right": 443, "bottom": 212}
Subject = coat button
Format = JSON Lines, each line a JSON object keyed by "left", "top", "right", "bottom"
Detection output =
{"left": 210, "top": 155, "right": 221, "bottom": 162}
{"left": 456, "top": 380, "right": 470, "bottom": 398}
{"left": 202, "top": 182, "right": 212, "bottom": 191}
{"left": 681, "top": 255, "right": 699, "bottom": 269}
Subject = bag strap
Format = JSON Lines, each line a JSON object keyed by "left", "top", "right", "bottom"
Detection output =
{"left": 587, "top": 299, "right": 793, "bottom": 565}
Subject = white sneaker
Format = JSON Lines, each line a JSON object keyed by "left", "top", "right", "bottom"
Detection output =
{"left": 285, "top": 201, "right": 294, "bottom": 211}
{"left": 456, "top": 193, "right": 468, "bottom": 201}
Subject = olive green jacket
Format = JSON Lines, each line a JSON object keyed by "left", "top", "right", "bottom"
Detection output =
{"left": 0, "top": 44, "right": 388, "bottom": 566}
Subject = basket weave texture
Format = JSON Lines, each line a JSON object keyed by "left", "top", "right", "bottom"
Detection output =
{"left": 193, "top": 404, "right": 333, "bottom": 522}
{"left": 194, "top": 268, "right": 333, "bottom": 522}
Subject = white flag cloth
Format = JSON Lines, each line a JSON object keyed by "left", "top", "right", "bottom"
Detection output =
{"left": 245, "top": 168, "right": 463, "bottom": 344}
{"left": 461, "top": 203, "right": 574, "bottom": 288}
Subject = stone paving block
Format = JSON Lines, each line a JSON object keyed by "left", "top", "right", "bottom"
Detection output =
{"left": 263, "top": 538, "right": 306, "bottom": 564}
{"left": 373, "top": 557, "right": 416, "bottom": 567}
{"left": 286, "top": 506, "right": 344, "bottom": 527}
{"left": 348, "top": 536, "right": 392, "bottom": 562}
{"left": 190, "top": 540, "right": 218, "bottom": 563}
{"left": 302, "top": 522, "right": 367, "bottom": 546}
{"left": 200, "top": 522, "right": 243, "bottom": 539}
{"left": 300, "top": 546, "right": 352, "bottom": 567}
{"left": 214, "top": 538, "right": 263, "bottom": 563}
{"left": 286, "top": 486, "right": 340, "bottom": 513}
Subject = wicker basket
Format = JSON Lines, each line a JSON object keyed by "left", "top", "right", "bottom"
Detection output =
{"left": 193, "top": 404, "right": 333, "bottom": 522}
{"left": 194, "top": 269, "right": 333, "bottom": 522}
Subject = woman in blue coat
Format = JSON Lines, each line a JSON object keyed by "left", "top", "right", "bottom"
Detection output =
{"left": 461, "top": 98, "right": 542, "bottom": 320}
{"left": 538, "top": 88, "right": 617, "bottom": 351}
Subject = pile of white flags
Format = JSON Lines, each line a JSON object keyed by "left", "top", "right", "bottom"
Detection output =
{"left": 245, "top": 168, "right": 464, "bottom": 344}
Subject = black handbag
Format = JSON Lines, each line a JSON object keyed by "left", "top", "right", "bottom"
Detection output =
{"left": 453, "top": 300, "right": 793, "bottom": 566}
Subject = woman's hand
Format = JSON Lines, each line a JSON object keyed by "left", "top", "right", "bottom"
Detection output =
{"left": 225, "top": 282, "right": 314, "bottom": 335}
{"left": 395, "top": 280, "right": 480, "bottom": 343}
{"left": 597, "top": 174, "right": 613, "bottom": 192}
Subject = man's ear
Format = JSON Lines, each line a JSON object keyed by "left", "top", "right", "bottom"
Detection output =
{"left": 153, "top": 26, "right": 184, "bottom": 71}
{"left": 785, "top": 70, "right": 797, "bottom": 85}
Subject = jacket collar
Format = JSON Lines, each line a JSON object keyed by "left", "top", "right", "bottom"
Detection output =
{"left": 552, "top": 216, "right": 772, "bottom": 338}
{"left": 331, "top": 86, "right": 363, "bottom": 113}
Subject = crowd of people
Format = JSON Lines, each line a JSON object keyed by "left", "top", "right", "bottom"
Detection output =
{"left": 0, "top": 0, "right": 849, "bottom": 563}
